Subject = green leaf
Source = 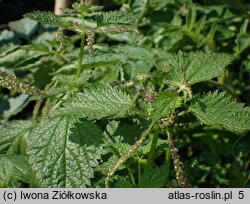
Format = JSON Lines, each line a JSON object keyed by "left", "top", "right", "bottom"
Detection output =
{"left": 0, "top": 120, "right": 34, "bottom": 154}
{"left": 24, "top": 11, "right": 71, "bottom": 28}
{"left": 56, "top": 45, "right": 154, "bottom": 77}
{"left": 149, "top": 0, "right": 169, "bottom": 11}
{"left": 111, "top": 44, "right": 153, "bottom": 60}
{"left": 140, "top": 165, "right": 168, "bottom": 187}
{"left": 8, "top": 18, "right": 38, "bottom": 38}
{"left": 152, "top": 91, "right": 182, "bottom": 121}
{"left": 186, "top": 1, "right": 196, "bottom": 30}
{"left": 113, "top": 177, "right": 134, "bottom": 188}
{"left": 123, "top": 60, "right": 153, "bottom": 79}
{"left": 0, "top": 30, "right": 19, "bottom": 46}
{"left": 0, "top": 155, "right": 34, "bottom": 187}
{"left": 235, "top": 19, "right": 250, "bottom": 55}
{"left": 27, "top": 116, "right": 103, "bottom": 187}
{"left": 190, "top": 91, "right": 250, "bottom": 134}
{"left": 0, "top": 49, "right": 28, "bottom": 67}
{"left": 0, "top": 94, "right": 29, "bottom": 120}
{"left": 96, "top": 10, "right": 136, "bottom": 26}
{"left": 130, "top": 0, "right": 149, "bottom": 16}
{"left": 160, "top": 51, "right": 233, "bottom": 86}
{"left": 233, "top": 135, "right": 250, "bottom": 157}
{"left": 54, "top": 85, "right": 132, "bottom": 120}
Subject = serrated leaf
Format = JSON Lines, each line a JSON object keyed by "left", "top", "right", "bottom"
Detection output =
{"left": 0, "top": 155, "right": 34, "bottom": 187}
{"left": 96, "top": 10, "right": 136, "bottom": 26}
{"left": 27, "top": 117, "right": 103, "bottom": 187}
{"left": 140, "top": 165, "right": 168, "bottom": 187}
{"left": 24, "top": 11, "right": 71, "bottom": 28}
{"left": 190, "top": 91, "right": 250, "bottom": 134}
{"left": 159, "top": 51, "right": 233, "bottom": 86}
{"left": 0, "top": 120, "right": 34, "bottom": 154}
{"left": 152, "top": 91, "right": 182, "bottom": 121}
{"left": 114, "top": 176, "right": 133, "bottom": 188}
{"left": 54, "top": 85, "right": 132, "bottom": 120}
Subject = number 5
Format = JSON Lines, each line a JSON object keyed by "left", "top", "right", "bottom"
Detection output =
{"left": 238, "top": 191, "right": 244, "bottom": 199}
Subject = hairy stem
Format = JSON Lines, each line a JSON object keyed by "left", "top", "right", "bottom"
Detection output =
{"left": 76, "top": 14, "right": 85, "bottom": 78}
{"left": 105, "top": 120, "right": 157, "bottom": 187}
{"left": 167, "top": 131, "right": 191, "bottom": 188}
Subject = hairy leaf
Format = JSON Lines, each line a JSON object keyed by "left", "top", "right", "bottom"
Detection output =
{"left": 24, "top": 11, "right": 71, "bottom": 28}
{"left": 140, "top": 165, "right": 168, "bottom": 187}
{"left": 27, "top": 117, "right": 103, "bottom": 187}
{"left": 159, "top": 51, "right": 232, "bottom": 86}
{"left": 0, "top": 155, "right": 34, "bottom": 187}
{"left": 96, "top": 10, "right": 136, "bottom": 26}
{"left": 152, "top": 91, "right": 182, "bottom": 121}
{"left": 190, "top": 91, "right": 250, "bottom": 134}
{"left": 54, "top": 85, "right": 132, "bottom": 120}
{"left": 0, "top": 120, "right": 34, "bottom": 154}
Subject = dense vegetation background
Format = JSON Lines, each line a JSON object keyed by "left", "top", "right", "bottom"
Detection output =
{"left": 0, "top": 0, "right": 249, "bottom": 188}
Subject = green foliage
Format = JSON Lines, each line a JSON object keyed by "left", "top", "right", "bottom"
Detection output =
{"left": 96, "top": 10, "right": 136, "bottom": 26}
{"left": 158, "top": 51, "right": 233, "bottom": 86}
{"left": 0, "top": 94, "right": 29, "bottom": 121}
{"left": 54, "top": 85, "right": 132, "bottom": 120}
{"left": 0, "top": 0, "right": 250, "bottom": 188}
{"left": 152, "top": 91, "right": 182, "bottom": 121}
{"left": 0, "top": 155, "right": 35, "bottom": 187}
{"left": 0, "top": 120, "right": 34, "bottom": 154}
{"left": 8, "top": 18, "right": 38, "bottom": 38}
{"left": 24, "top": 11, "right": 71, "bottom": 28}
{"left": 27, "top": 116, "right": 103, "bottom": 187}
{"left": 190, "top": 91, "right": 250, "bottom": 134}
{"left": 140, "top": 166, "right": 168, "bottom": 188}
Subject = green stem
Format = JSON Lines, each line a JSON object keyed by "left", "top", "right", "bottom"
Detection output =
{"left": 128, "top": 168, "right": 136, "bottom": 186}
{"left": 166, "top": 147, "right": 171, "bottom": 167}
{"left": 137, "top": 158, "right": 141, "bottom": 186}
{"left": 144, "top": 131, "right": 159, "bottom": 174}
{"left": 76, "top": 14, "right": 85, "bottom": 78}
{"left": 105, "top": 120, "right": 157, "bottom": 187}
{"left": 165, "top": 146, "right": 171, "bottom": 182}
